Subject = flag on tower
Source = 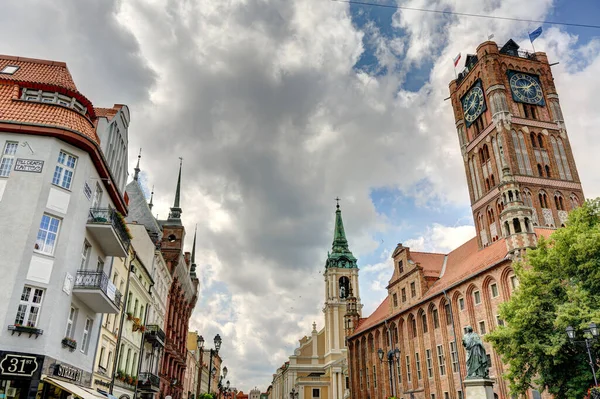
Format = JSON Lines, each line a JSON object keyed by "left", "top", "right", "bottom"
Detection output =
{"left": 529, "top": 26, "right": 543, "bottom": 43}
{"left": 453, "top": 53, "right": 462, "bottom": 67}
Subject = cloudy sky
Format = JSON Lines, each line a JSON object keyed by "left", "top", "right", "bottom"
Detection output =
{"left": 2, "top": 0, "right": 600, "bottom": 392}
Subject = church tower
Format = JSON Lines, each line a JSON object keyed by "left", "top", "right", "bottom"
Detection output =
{"left": 323, "top": 201, "right": 361, "bottom": 357}
{"left": 448, "top": 39, "right": 584, "bottom": 255}
{"left": 160, "top": 159, "right": 186, "bottom": 273}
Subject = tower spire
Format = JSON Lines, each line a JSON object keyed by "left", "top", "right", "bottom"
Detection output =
{"left": 133, "top": 148, "right": 142, "bottom": 181}
{"left": 325, "top": 198, "right": 357, "bottom": 269}
{"left": 149, "top": 185, "right": 154, "bottom": 211}
{"left": 190, "top": 224, "right": 198, "bottom": 278}
{"left": 168, "top": 158, "right": 183, "bottom": 221}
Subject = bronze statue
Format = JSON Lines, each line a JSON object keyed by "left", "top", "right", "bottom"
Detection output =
{"left": 462, "top": 326, "right": 489, "bottom": 378}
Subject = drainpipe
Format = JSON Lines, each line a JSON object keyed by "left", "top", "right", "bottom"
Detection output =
{"left": 110, "top": 249, "right": 136, "bottom": 395}
{"left": 443, "top": 290, "right": 465, "bottom": 395}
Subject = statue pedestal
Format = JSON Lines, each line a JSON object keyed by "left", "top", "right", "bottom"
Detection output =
{"left": 463, "top": 378, "right": 495, "bottom": 399}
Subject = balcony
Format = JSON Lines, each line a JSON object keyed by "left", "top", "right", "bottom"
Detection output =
{"left": 137, "top": 372, "right": 160, "bottom": 392}
{"left": 73, "top": 270, "right": 122, "bottom": 313}
{"left": 144, "top": 325, "right": 166, "bottom": 347}
{"left": 87, "top": 208, "right": 131, "bottom": 257}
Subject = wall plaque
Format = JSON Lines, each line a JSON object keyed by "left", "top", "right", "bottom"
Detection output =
{"left": 14, "top": 159, "right": 44, "bottom": 173}
{"left": 0, "top": 353, "right": 39, "bottom": 377}
{"left": 54, "top": 364, "right": 81, "bottom": 382}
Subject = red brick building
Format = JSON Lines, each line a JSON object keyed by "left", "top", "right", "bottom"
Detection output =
{"left": 346, "top": 38, "right": 584, "bottom": 399}
{"left": 159, "top": 163, "right": 199, "bottom": 399}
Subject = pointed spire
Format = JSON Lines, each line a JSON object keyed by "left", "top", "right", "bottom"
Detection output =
{"left": 168, "top": 158, "right": 183, "bottom": 221}
{"left": 133, "top": 148, "right": 142, "bottom": 181}
{"left": 149, "top": 185, "right": 154, "bottom": 211}
{"left": 325, "top": 198, "right": 357, "bottom": 269}
{"left": 190, "top": 225, "right": 198, "bottom": 278}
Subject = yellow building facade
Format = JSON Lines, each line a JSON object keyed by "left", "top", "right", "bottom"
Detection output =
{"left": 270, "top": 204, "right": 362, "bottom": 399}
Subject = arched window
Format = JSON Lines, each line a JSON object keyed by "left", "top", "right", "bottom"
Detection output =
{"left": 557, "top": 138, "right": 572, "bottom": 180}
{"left": 550, "top": 136, "right": 566, "bottom": 179}
{"left": 570, "top": 193, "right": 580, "bottom": 208}
{"left": 537, "top": 134, "right": 544, "bottom": 148}
{"left": 539, "top": 191, "right": 549, "bottom": 209}
{"left": 504, "top": 221, "right": 510, "bottom": 237}
{"left": 537, "top": 164, "right": 543, "bottom": 177}
{"left": 545, "top": 165, "right": 551, "bottom": 177}
{"left": 513, "top": 218, "right": 522, "bottom": 233}
{"left": 554, "top": 193, "right": 565, "bottom": 211}
{"left": 530, "top": 133, "right": 537, "bottom": 148}
{"left": 490, "top": 174, "right": 496, "bottom": 186}
{"left": 497, "top": 199, "right": 504, "bottom": 215}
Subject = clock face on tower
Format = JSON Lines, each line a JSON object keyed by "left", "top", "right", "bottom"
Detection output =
{"left": 461, "top": 80, "right": 487, "bottom": 127}
{"left": 508, "top": 71, "right": 545, "bottom": 105}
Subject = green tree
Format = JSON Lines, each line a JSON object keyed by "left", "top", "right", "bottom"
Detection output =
{"left": 487, "top": 199, "right": 600, "bottom": 398}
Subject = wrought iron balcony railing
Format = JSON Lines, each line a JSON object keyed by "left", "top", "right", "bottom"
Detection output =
{"left": 144, "top": 324, "right": 166, "bottom": 346}
{"left": 137, "top": 372, "right": 160, "bottom": 391}
{"left": 74, "top": 270, "right": 122, "bottom": 310}
{"left": 87, "top": 207, "right": 131, "bottom": 250}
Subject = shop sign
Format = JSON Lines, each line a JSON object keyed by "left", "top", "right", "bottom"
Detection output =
{"left": 0, "top": 353, "right": 40, "bottom": 377}
{"left": 95, "top": 379, "right": 111, "bottom": 388}
{"left": 14, "top": 159, "right": 44, "bottom": 173}
{"left": 53, "top": 364, "right": 81, "bottom": 382}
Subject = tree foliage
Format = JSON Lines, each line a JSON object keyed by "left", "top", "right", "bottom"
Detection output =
{"left": 487, "top": 199, "right": 600, "bottom": 398}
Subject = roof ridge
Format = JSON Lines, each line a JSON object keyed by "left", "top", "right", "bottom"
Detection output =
{"left": 0, "top": 55, "right": 67, "bottom": 67}
{"left": 410, "top": 251, "right": 447, "bottom": 255}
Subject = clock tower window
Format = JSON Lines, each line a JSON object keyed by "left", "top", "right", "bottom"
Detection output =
{"left": 523, "top": 104, "right": 538, "bottom": 120}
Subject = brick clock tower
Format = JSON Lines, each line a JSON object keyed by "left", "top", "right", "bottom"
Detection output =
{"left": 449, "top": 39, "right": 584, "bottom": 256}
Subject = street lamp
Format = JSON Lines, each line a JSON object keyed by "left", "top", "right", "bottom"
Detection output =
{"left": 566, "top": 322, "right": 599, "bottom": 385}
{"left": 289, "top": 388, "right": 299, "bottom": 399}
{"left": 202, "top": 334, "right": 222, "bottom": 395}
{"left": 378, "top": 348, "right": 401, "bottom": 397}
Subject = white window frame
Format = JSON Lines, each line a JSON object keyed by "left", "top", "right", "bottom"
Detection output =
{"left": 437, "top": 345, "right": 446, "bottom": 376}
{"left": 15, "top": 286, "right": 44, "bottom": 327}
{"left": 473, "top": 290, "right": 481, "bottom": 305}
{"left": 81, "top": 318, "right": 92, "bottom": 353}
{"left": 490, "top": 283, "right": 499, "bottom": 298}
{"left": 80, "top": 240, "right": 91, "bottom": 270}
{"left": 52, "top": 150, "right": 77, "bottom": 190}
{"left": 34, "top": 214, "right": 61, "bottom": 255}
{"left": 426, "top": 349, "right": 433, "bottom": 378}
{"left": 65, "top": 306, "right": 76, "bottom": 337}
{"left": 450, "top": 341, "right": 459, "bottom": 373}
{"left": 0, "top": 141, "right": 18, "bottom": 177}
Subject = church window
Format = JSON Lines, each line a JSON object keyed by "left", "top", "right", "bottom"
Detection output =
{"left": 393, "top": 293, "right": 398, "bottom": 307}
{"left": 411, "top": 318, "right": 417, "bottom": 338}
{"left": 394, "top": 325, "right": 399, "bottom": 344}
{"left": 530, "top": 133, "right": 537, "bottom": 148}
{"left": 550, "top": 137, "right": 566, "bottom": 179}
{"left": 570, "top": 193, "right": 580, "bottom": 208}
{"left": 410, "top": 282, "right": 416, "bottom": 297}
{"left": 339, "top": 276, "right": 349, "bottom": 299}
{"left": 545, "top": 165, "right": 551, "bottom": 177}
{"left": 537, "top": 134, "right": 544, "bottom": 148}
{"left": 554, "top": 193, "right": 565, "bottom": 211}
{"left": 537, "top": 164, "right": 543, "bottom": 177}
{"left": 557, "top": 138, "right": 572, "bottom": 180}
{"left": 512, "top": 131, "right": 526, "bottom": 174}
{"left": 497, "top": 199, "right": 504, "bottom": 215}
{"left": 398, "top": 260, "right": 404, "bottom": 273}
{"left": 422, "top": 314, "right": 428, "bottom": 333}
{"left": 401, "top": 288, "right": 406, "bottom": 302}
{"left": 539, "top": 191, "right": 549, "bottom": 208}
{"left": 432, "top": 308, "right": 440, "bottom": 328}
{"left": 445, "top": 303, "right": 452, "bottom": 325}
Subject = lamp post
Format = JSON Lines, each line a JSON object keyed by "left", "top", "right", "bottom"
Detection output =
{"left": 566, "top": 323, "right": 599, "bottom": 385}
{"left": 196, "top": 335, "right": 205, "bottom": 399}
{"left": 378, "top": 347, "right": 401, "bottom": 397}
{"left": 201, "top": 334, "right": 222, "bottom": 395}
{"left": 217, "top": 367, "right": 228, "bottom": 399}
{"left": 289, "top": 388, "right": 299, "bottom": 399}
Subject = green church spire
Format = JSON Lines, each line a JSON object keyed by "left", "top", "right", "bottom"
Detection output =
{"left": 326, "top": 198, "right": 357, "bottom": 269}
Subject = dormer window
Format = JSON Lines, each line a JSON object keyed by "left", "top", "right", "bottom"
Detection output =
{"left": 0, "top": 65, "right": 19, "bottom": 75}
{"left": 398, "top": 260, "right": 404, "bottom": 273}
{"left": 21, "top": 88, "right": 88, "bottom": 116}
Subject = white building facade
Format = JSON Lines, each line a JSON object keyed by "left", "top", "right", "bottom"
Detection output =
{"left": 0, "top": 55, "right": 130, "bottom": 399}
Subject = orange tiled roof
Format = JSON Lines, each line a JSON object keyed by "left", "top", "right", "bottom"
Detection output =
{"left": 410, "top": 251, "right": 446, "bottom": 278}
{"left": 353, "top": 296, "right": 390, "bottom": 335}
{"left": 351, "top": 228, "right": 559, "bottom": 337}
{"left": 0, "top": 55, "right": 76, "bottom": 90}
{"left": 94, "top": 107, "right": 119, "bottom": 120}
{"left": 0, "top": 84, "right": 99, "bottom": 144}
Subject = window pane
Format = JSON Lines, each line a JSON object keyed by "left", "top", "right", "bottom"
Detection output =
{"left": 27, "top": 306, "right": 39, "bottom": 327}
{"left": 67, "top": 155, "right": 76, "bottom": 168}
{"left": 21, "top": 287, "right": 31, "bottom": 301}
{"left": 62, "top": 169, "right": 73, "bottom": 189}
{"left": 57, "top": 151, "right": 66, "bottom": 164}
{"left": 15, "top": 305, "right": 26, "bottom": 325}
{"left": 33, "top": 289, "right": 44, "bottom": 303}
{"left": 0, "top": 158, "right": 13, "bottom": 177}
{"left": 52, "top": 166, "right": 62, "bottom": 185}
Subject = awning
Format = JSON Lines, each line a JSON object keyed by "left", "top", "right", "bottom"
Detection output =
{"left": 43, "top": 376, "right": 108, "bottom": 399}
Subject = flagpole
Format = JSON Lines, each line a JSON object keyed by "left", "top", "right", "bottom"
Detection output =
{"left": 531, "top": 40, "right": 536, "bottom": 53}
